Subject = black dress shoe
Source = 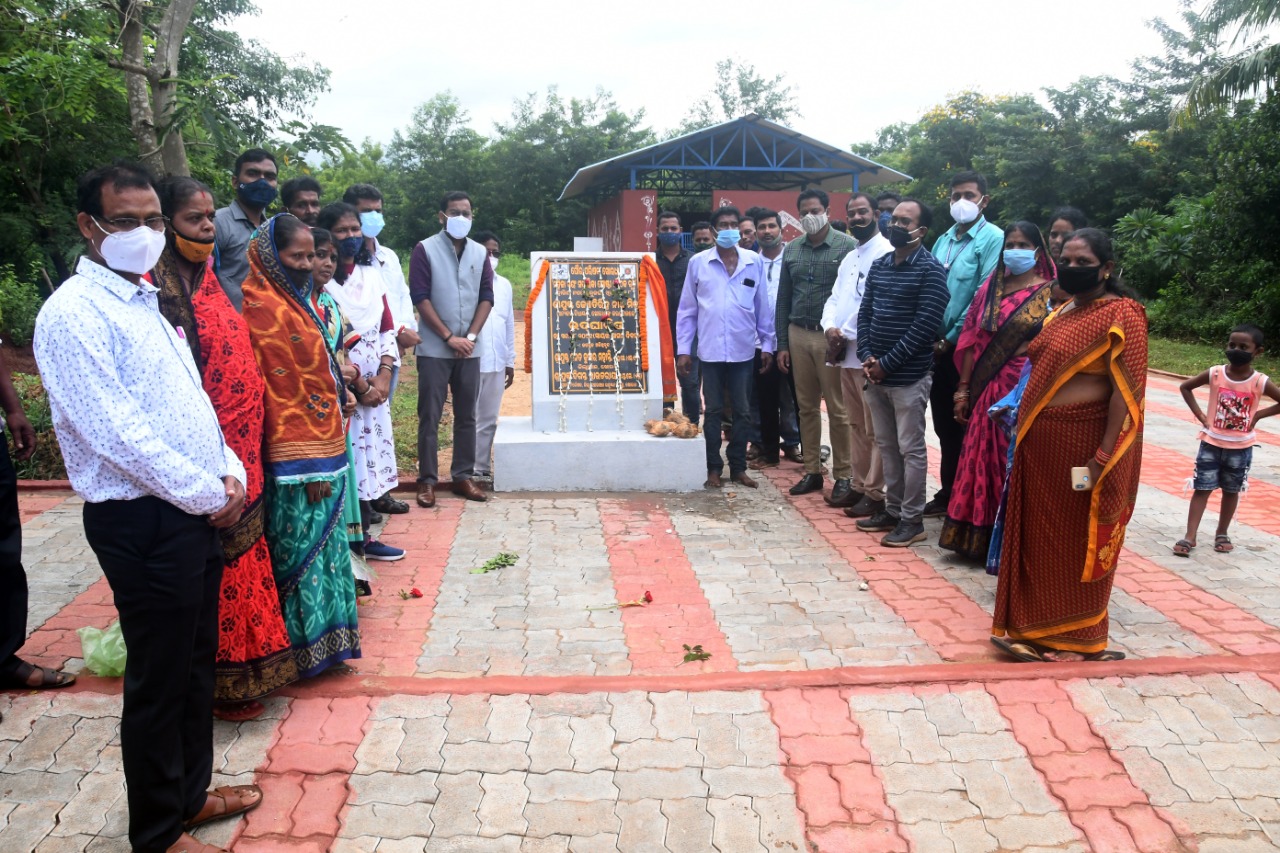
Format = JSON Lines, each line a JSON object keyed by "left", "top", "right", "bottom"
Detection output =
{"left": 789, "top": 474, "right": 824, "bottom": 495}
{"left": 782, "top": 446, "right": 804, "bottom": 464}
{"left": 367, "top": 510, "right": 384, "bottom": 526}
{"left": 826, "top": 479, "right": 860, "bottom": 508}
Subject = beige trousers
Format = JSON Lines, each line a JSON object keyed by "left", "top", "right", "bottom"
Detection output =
{"left": 841, "top": 366, "right": 885, "bottom": 501}
{"left": 788, "top": 325, "right": 851, "bottom": 479}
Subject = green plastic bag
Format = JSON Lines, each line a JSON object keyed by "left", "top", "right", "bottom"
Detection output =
{"left": 77, "top": 620, "right": 127, "bottom": 677}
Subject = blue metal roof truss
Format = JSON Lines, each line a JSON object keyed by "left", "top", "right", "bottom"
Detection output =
{"left": 568, "top": 116, "right": 882, "bottom": 200}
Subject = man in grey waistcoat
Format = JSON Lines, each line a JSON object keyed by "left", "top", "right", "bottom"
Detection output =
{"left": 408, "top": 191, "right": 494, "bottom": 507}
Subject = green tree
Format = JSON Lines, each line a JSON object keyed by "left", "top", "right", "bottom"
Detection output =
{"left": 1179, "top": 0, "right": 1280, "bottom": 120}
{"left": 385, "top": 92, "right": 489, "bottom": 251}
{"left": 677, "top": 58, "right": 799, "bottom": 134}
{"left": 488, "top": 88, "right": 655, "bottom": 253}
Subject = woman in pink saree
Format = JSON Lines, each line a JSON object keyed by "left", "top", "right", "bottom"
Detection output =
{"left": 940, "top": 222, "right": 1056, "bottom": 561}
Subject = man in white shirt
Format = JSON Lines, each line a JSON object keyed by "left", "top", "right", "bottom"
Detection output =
{"left": 822, "top": 192, "right": 894, "bottom": 518}
{"left": 34, "top": 162, "right": 255, "bottom": 853}
{"left": 472, "top": 231, "right": 516, "bottom": 486}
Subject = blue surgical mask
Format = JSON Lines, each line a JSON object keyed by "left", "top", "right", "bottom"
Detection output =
{"left": 237, "top": 179, "right": 277, "bottom": 208}
{"left": 359, "top": 211, "right": 385, "bottom": 239}
{"left": 878, "top": 211, "right": 892, "bottom": 236}
{"left": 715, "top": 229, "right": 740, "bottom": 248}
{"left": 337, "top": 235, "right": 364, "bottom": 259}
{"left": 657, "top": 231, "right": 682, "bottom": 246}
{"left": 1003, "top": 248, "right": 1037, "bottom": 276}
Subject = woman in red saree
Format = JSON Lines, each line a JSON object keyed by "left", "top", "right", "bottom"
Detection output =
{"left": 992, "top": 228, "right": 1146, "bottom": 662}
{"left": 941, "top": 222, "right": 1054, "bottom": 561}
{"left": 152, "top": 178, "right": 298, "bottom": 719}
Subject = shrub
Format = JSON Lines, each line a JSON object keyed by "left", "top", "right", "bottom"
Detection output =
{"left": 0, "top": 262, "right": 47, "bottom": 347}
{"left": 10, "top": 374, "right": 66, "bottom": 480}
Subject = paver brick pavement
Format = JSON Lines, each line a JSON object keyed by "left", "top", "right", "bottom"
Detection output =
{"left": 8, "top": 378, "right": 1280, "bottom": 850}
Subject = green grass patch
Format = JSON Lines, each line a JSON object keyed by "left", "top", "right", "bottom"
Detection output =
{"left": 1147, "top": 336, "right": 1277, "bottom": 377}
{"left": 497, "top": 256, "right": 533, "bottom": 310}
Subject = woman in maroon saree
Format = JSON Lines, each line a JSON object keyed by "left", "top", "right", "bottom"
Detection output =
{"left": 152, "top": 178, "right": 298, "bottom": 720}
{"left": 940, "top": 222, "right": 1055, "bottom": 561}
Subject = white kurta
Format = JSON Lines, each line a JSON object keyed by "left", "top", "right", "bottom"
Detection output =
{"left": 329, "top": 264, "right": 401, "bottom": 500}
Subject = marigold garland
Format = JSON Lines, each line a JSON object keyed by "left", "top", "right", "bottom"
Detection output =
{"left": 636, "top": 271, "right": 649, "bottom": 371}
{"left": 640, "top": 254, "right": 677, "bottom": 402}
{"left": 523, "top": 259, "right": 551, "bottom": 374}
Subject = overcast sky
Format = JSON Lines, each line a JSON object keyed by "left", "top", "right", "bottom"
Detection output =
{"left": 242, "top": 0, "right": 1186, "bottom": 156}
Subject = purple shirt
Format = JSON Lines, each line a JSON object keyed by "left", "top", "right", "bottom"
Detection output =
{"left": 676, "top": 247, "right": 775, "bottom": 363}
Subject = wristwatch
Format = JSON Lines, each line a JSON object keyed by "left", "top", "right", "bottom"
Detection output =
{"left": 466, "top": 332, "right": 477, "bottom": 342}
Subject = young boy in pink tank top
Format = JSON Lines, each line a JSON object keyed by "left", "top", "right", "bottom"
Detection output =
{"left": 1174, "top": 324, "right": 1280, "bottom": 556}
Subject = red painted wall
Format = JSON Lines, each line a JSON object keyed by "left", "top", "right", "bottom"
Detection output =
{"left": 587, "top": 189, "right": 659, "bottom": 252}
{"left": 711, "top": 190, "right": 854, "bottom": 243}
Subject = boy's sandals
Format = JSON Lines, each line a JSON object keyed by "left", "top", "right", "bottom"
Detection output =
{"left": 185, "top": 784, "right": 263, "bottom": 830}
{"left": 991, "top": 636, "right": 1126, "bottom": 663}
{"left": 1214, "top": 534, "right": 1234, "bottom": 553}
{"left": 1172, "top": 539, "right": 1195, "bottom": 557}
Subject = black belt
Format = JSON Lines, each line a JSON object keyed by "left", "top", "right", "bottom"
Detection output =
{"left": 792, "top": 321, "right": 823, "bottom": 332}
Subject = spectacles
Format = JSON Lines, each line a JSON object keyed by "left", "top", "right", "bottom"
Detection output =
{"left": 95, "top": 216, "right": 169, "bottom": 232}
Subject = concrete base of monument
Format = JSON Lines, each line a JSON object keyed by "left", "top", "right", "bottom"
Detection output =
{"left": 493, "top": 417, "right": 706, "bottom": 492}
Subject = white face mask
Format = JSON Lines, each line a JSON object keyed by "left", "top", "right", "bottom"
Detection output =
{"left": 950, "top": 198, "right": 981, "bottom": 225}
{"left": 490, "top": 254, "right": 500, "bottom": 272}
{"left": 800, "top": 212, "right": 828, "bottom": 235}
{"left": 445, "top": 215, "right": 472, "bottom": 239}
{"left": 93, "top": 219, "right": 167, "bottom": 275}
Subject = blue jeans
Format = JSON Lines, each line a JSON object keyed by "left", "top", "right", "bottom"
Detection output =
{"left": 701, "top": 360, "right": 754, "bottom": 475}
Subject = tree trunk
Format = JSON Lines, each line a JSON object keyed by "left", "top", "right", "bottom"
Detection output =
{"left": 113, "top": 0, "right": 199, "bottom": 176}
{"left": 151, "top": 0, "right": 199, "bottom": 176}
{"left": 116, "top": 1, "right": 162, "bottom": 173}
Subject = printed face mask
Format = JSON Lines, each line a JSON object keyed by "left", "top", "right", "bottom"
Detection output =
{"left": 657, "top": 231, "right": 682, "bottom": 246}
{"left": 174, "top": 231, "right": 215, "bottom": 265}
{"left": 800, "top": 212, "right": 828, "bottom": 235}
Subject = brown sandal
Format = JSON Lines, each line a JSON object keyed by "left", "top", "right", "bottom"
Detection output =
{"left": 185, "top": 784, "right": 263, "bottom": 829}
{"left": 165, "top": 832, "right": 229, "bottom": 853}
{"left": 1, "top": 660, "right": 76, "bottom": 690}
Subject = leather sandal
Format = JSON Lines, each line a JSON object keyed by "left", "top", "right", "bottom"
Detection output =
{"left": 1, "top": 660, "right": 76, "bottom": 690}
{"left": 185, "top": 784, "right": 263, "bottom": 830}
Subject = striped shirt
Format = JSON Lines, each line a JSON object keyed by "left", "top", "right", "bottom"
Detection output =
{"left": 856, "top": 246, "right": 950, "bottom": 387}
{"left": 774, "top": 227, "right": 857, "bottom": 349}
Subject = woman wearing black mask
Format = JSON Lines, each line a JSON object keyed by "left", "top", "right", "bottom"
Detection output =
{"left": 991, "top": 228, "right": 1147, "bottom": 664}
{"left": 240, "top": 214, "right": 363, "bottom": 679}
{"left": 151, "top": 179, "right": 298, "bottom": 721}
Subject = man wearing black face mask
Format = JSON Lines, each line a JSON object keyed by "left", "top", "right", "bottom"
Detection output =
{"left": 855, "top": 199, "right": 950, "bottom": 548}
{"left": 214, "top": 148, "right": 278, "bottom": 312}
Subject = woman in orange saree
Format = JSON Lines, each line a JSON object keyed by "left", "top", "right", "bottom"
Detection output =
{"left": 991, "top": 229, "right": 1146, "bottom": 662}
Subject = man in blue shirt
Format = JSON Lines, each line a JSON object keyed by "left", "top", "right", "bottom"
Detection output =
{"left": 855, "top": 199, "right": 950, "bottom": 547}
{"left": 677, "top": 206, "right": 775, "bottom": 489}
{"left": 924, "top": 171, "right": 1003, "bottom": 518}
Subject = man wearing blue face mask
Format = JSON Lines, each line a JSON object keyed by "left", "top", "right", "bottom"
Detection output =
{"left": 213, "top": 148, "right": 278, "bottom": 312}
{"left": 677, "top": 205, "right": 774, "bottom": 489}
{"left": 923, "top": 171, "right": 1003, "bottom": 519}
{"left": 655, "top": 211, "right": 698, "bottom": 423}
{"left": 875, "top": 192, "right": 901, "bottom": 238}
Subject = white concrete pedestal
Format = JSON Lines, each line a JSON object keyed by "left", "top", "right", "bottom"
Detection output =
{"left": 493, "top": 417, "right": 705, "bottom": 492}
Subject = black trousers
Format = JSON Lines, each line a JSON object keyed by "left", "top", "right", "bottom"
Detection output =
{"left": 83, "top": 497, "right": 223, "bottom": 853}
{"left": 0, "top": 440, "right": 27, "bottom": 678}
{"left": 929, "top": 351, "right": 966, "bottom": 502}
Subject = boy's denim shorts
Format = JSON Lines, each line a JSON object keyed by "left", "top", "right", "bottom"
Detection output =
{"left": 1192, "top": 442, "right": 1253, "bottom": 494}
